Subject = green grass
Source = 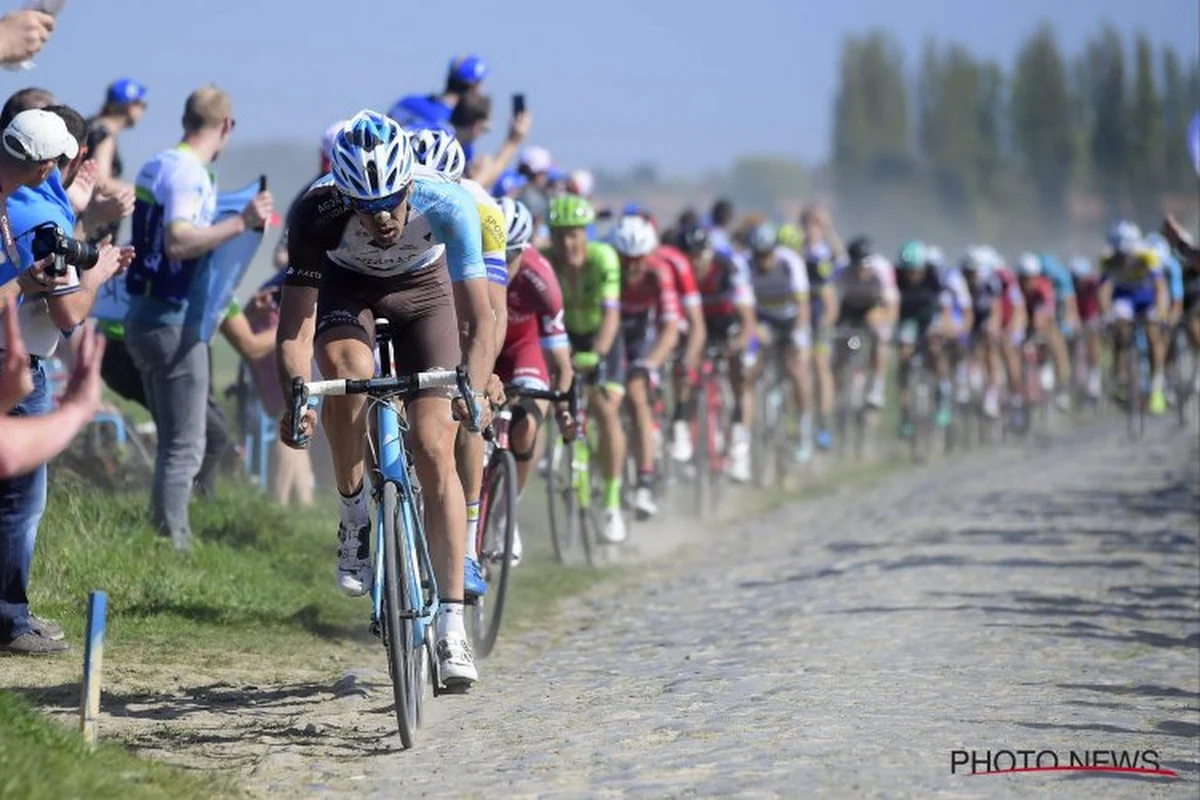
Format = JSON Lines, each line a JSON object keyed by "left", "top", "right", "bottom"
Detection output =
{"left": 0, "top": 692, "right": 231, "bottom": 800}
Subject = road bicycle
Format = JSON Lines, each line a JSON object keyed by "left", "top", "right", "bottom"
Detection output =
{"left": 289, "top": 319, "right": 483, "bottom": 750}
{"left": 541, "top": 376, "right": 603, "bottom": 566}
{"left": 830, "top": 326, "right": 876, "bottom": 460}
{"left": 687, "top": 343, "right": 732, "bottom": 516}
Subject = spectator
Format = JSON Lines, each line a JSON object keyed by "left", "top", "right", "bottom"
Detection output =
{"left": 0, "top": 9, "right": 54, "bottom": 66}
{"left": 455, "top": 93, "right": 531, "bottom": 190}
{"left": 0, "top": 300, "right": 106, "bottom": 480}
{"left": 84, "top": 78, "right": 147, "bottom": 243}
{"left": 567, "top": 169, "right": 595, "bottom": 199}
{"left": 490, "top": 169, "right": 527, "bottom": 200}
{"left": 0, "top": 106, "right": 127, "bottom": 656}
{"left": 387, "top": 54, "right": 488, "bottom": 134}
{"left": 123, "top": 85, "right": 273, "bottom": 550}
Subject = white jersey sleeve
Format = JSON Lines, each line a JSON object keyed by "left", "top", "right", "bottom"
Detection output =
{"left": 777, "top": 246, "right": 810, "bottom": 295}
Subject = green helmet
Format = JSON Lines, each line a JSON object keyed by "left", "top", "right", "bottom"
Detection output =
{"left": 897, "top": 239, "right": 927, "bottom": 270}
{"left": 548, "top": 194, "right": 596, "bottom": 228}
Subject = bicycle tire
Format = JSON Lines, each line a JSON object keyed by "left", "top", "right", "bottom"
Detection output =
{"left": 911, "top": 363, "right": 932, "bottom": 464}
{"left": 1129, "top": 332, "right": 1144, "bottom": 439}
{"left": 469, "top": 448, "right": 518, "bottom": 659}
{"left": 381, "top": 480, "right": 420, "bottom": 749}
{"left": 692, "top": 380, "right": 709, "bottom": 517}
{"left": 545, "top": 435, "right": 574, "bottom": 564}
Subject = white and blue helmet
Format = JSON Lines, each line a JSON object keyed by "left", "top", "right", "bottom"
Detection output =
{"left": 1016, "top": 252, "right": 1042, "bottom": 277}
{"left": 329, "top": 110, "right": 415, "bottom": 201}
{"left": 410, "top": 128, "right": 467, "bottom": 183}
{"left": 500, "top": 197, "right": 535, "bottom": 252}
{"left": 1107, "top": 220, "right": 1141, "bottom": 256}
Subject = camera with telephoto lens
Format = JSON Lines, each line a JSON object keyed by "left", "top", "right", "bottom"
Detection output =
{"left": 29, "top": 222, "right": 100, "bottom": 276}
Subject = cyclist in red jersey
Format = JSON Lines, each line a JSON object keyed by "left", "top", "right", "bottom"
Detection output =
{"left": 1070, "top": 256, "right": 1104, "bottom": 400}
{"left": 682, "top": 223, "right": 759, "bottom": 482}
{"left": 648, "top": 238, "right": 707, "bottom": 464}
{"left": 611, "top": 214, "right": 680, "bottom": 519}
{"left": 496, "top": 200, "right": 574, "bottom": 537}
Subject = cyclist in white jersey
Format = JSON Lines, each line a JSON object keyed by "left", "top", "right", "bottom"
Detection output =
{"left": 276, "top": 111, "right": 493, "bottom": 688}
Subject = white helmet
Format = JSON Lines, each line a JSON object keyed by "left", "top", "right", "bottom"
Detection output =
{"left": 410, "top": 128, "right": 466, "bottom": 183}
{"left": 611, "top": 214, "right": 658, "bottom": 257}
{"left": 567, "top": 169, "right": 595, "bottom": 198}
{"left": 1016, "top": 252, "right": 1042, "bottom": 277}
{"left": 926, "top": 244, "right": 945, "bottom": 268}
{"left": 500, "top": 197, "right": 534, "bottom": 251}
{"left": 329, "top": 110, "right": 415, "bottom": 201}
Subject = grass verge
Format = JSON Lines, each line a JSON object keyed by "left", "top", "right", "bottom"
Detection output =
{"left": 0, "top": 691, "right": 231, "bottom": 800}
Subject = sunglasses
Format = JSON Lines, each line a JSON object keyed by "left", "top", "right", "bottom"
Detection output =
{"left": 349, "top": 187, "right": 408, "bottom": 215}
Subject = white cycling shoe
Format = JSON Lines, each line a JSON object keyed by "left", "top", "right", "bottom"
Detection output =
{"left": 336, "top": 522, "right": 372, "bottom": 597}
{"left": 436, "top": 633, "right": 478, "bottom": 688}
{"left": 670, "top": 420, "right": 694, "bottom": 463}
{"left": 600, "top": 509, "right": 627, "bottom": 543}
{"left": 634, "top": 486, "right": 658, "bottom": 519}
{"left": 726, "top": 447, "right": 752, "bottom": 483}
{"left": 867, "top": 379, "right": 886, "bottom": 409}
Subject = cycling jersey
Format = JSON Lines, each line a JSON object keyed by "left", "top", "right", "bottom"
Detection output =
{"left": 832, "top": 264, "right": 885, "bottom": 327}
{"left": 804, "top": 239, "right": 836, "bottom": 323}
{"left": 285, "top": 169, "right": 484, "bottom": 286}
{"left": 541, "top": 241, "right": 621, "bottom": 337}
{"left": 751, "top": 246, "right": 809, "bottom": 325}
{"left": 621, "top": 260, "right": 681, "bottom": 328}
{"left": 1020, "top": 275, "right": 1055, "bottom": 315}
{"left": 939, "top": 266, "right": 972, "bottom": 315}
{"left": 897, "top": 268, "right": 948, "bottom": 326}
{"left": 1074, "top": 274, "right": 1102, "bottom": 323}
{"left": 498, "top": 248, "right": 567, "bottom": 389}
{"left": 866, "top": 254, "right": 898, "bottom": 306}
{"left": 1159, "top": 249, "right": 1185, "bottom": 303}
{"left": 696, "top": 249, "right": 755, "bottom": 321}
{"left": 1100, "top": 248, "right": 1162, "bottom": 290}
{"left": 1038, "top": 254, "right": 1075, "bottom": 301}
{"left": 649, "top": 244, "right": 700, "bottom": 330}
{"left": 457, "top": 176, "right": 508, "bottom": 285}
{"left": 126, "top": 144, "right": 218, "bottom": 310}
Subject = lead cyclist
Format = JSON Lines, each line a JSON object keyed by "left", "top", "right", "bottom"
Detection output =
{"left": 275, "top": 111, "right": 494, "bottom": 688}
{"left": 410, "top": 129, "right": 509, "bottom": 599}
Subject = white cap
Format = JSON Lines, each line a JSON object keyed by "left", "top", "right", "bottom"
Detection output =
{"left": 568, "top": 169, "right": 594, "bottom": 198}
{"left": 3, "top": 109, "right": 79, "bottom": 163}
{"left": 520, "top": 145, "right": 553, "bottom": 174}
{"left": 321, "top": 120, "right": 343, "bottom": 160}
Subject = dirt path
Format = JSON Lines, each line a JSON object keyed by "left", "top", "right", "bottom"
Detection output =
{"left": 17, "top": 421, "right": 1200, "bottom": 797}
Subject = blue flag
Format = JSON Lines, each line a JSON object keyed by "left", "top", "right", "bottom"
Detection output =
{"left": 1188, "top": 111, "right": 1200, "bottom": 176}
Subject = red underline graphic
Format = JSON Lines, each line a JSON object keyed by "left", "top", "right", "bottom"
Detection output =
{"left": 967, "top": 766, "right": 1179, "bottom": 778}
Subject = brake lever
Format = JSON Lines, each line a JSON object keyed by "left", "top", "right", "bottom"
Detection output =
{"left": 454, "top": 365, "right": 482, "bottom": 433}
{"left": 289, "top": 376, "right": 311, "bottom": 446}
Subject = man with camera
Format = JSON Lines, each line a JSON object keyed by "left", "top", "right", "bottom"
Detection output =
{"left": 0, "top": 106, "right": 130, "bottom": 655}
{"left": 123, "top": 86, "right": 272, "bottom": 551}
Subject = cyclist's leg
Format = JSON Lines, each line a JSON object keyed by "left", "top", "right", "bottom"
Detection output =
{"left": 785, "top": 327, "right": 814, "bottom": 454}
{"left": 590, "top": 335, "right": 627, "bottom": 513}
{"left": 670, "top": 338, "right": 695, "bottom": 462}
{"left": 509, "top": 395, "right": 548, "bottom": 493}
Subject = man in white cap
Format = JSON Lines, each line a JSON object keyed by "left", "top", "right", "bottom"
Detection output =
{"left": 0, "top": 107, "right": 131, "bottom": 655}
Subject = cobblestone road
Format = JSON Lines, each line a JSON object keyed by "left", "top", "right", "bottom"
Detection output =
{"left": 247, "top": 421, "right": 1199, "bottom": 798}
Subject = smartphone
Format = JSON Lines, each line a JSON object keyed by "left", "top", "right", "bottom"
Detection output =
{"left": 2, "top": 0, "right": 67, "bottom": 71}
{"left": 512, "top": 93, "right": 526, "bottom": 117}
{"left": 258, "top": 174, "right": 268, "bottom": 193}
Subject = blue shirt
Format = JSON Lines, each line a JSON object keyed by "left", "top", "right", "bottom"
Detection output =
{"left": 387, "top": 94, "right": 453, "bottom": 134}
{"left": 2, "top": 169, "right": 77, "bottom": 286}
{"left": 1038, "top": 253, "right": 1075, "bottom": 300}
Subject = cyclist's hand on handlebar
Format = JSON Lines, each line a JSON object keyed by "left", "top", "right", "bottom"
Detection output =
{"left": 452, "top": 394, "right": 494, "bottom": 431}
{"left": 484, "top": 373, "right": 506, "bottom": 407}
{"left": 280, "top": 406, "right": 317, "bottom": 449}
{"left": 554, "top": 407, "right": 577, "bottom": 440}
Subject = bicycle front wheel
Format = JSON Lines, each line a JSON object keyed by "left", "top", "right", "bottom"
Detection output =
{"left": 381, "top": 480, "right": 421, "bottom": 749}
{"left": 469, "top": 449, "right": 518, "bottom": 659}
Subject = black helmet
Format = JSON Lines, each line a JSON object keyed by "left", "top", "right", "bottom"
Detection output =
{"left": 848, "top": 236, "right": 873, "bottom": 262}
{"left": 678, "top": 222, "right": 711, "bottom": 255}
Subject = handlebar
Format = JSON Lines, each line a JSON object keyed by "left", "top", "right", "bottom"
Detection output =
{"left": 288, "top": 365, "right": 482, "bottom": 445}
{"left": 503, "top": 376, "right": 582, "bottom": 440}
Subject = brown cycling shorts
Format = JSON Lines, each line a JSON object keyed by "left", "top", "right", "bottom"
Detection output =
{"left": 316, "top": 259, "right": 461, "bottom": 377}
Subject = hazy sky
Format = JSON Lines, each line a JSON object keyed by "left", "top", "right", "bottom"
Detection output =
{"left": 19, "top": 0, "right": 1200, "bottom": 176}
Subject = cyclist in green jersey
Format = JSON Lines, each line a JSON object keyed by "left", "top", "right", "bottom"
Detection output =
{"left": 542, "top": 194, "right": 628, "bottom": 543}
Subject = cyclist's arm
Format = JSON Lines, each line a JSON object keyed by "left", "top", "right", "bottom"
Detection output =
{"left": 734, "top": 301, "right": 757, "bottom": 351}
{"left": 592, "top": 243, "right": 622, "bottom": 357}
{"left": 646, "top": 264, "right": 681, "bottom": 367}
{"left": 453, "top": 278, "right": 493, "bottom": 392}
{"left": 276, "top": 202, "right": 327, "bottom": 398}
{"left": 1098, "top": 278, "right": 1113, "bottom": 315}
{"left": 683, "top": 302, "right": 706, "bottom": 369}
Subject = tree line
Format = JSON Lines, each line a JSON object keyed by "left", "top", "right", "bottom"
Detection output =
{"left": 831, "top": 24, "right": 1199, "bottom": 251}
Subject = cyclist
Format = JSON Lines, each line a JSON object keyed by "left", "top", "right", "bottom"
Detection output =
{"left": 496, "top": 198, "right": 574, "bottom": 563}
{"left": 745, "top": 220, "right": 814, "bottom": 462}
{"left": 1070, "top": 255, "right": 1104, "bottom": 401}
{"left": 831, "top": 237, "right": 890, "bottom": 403}
{"left": 682, "top": 222, "right": 758, "bottom": 482}
{"left": 409, "top": 129, "right": 508, "bottom": 597}
{"left": 928, "top": 244, "right": 975, "bottom": 406}
{"left": 800, "top": 208, "right": 838, "bottom": 450}
{"left": 962, "top": 247, "right": 1024, "bottom": 418}
{"left": 1034, "top": 251, "right": 1078, "bottom": 410}
{"left": 1145, "top": 231, "right": 1189, "bottom": 402}
{"left": 542, "top": 194, "right": 627, "bottom": 543}
{"left": 611, "top": 213, "right": 681, "bottom": 519}
{"left": 1098, "top": 221, "right": 1168, "bottom": 414}
{"left": 646, "top": 227, "right": 706, "bottom": 465}
{"left": 894, "top": 240, "right": 954, "bottom": 435}
{"left": 276, "top": 111, "right": 494, "bottom": 688}
{"left": 1015, "top": 253, "right": 1059, "bottom": 408}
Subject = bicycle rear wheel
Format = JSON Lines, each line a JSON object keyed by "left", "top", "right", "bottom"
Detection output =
{"left": 468, "top": 449, "right": 517, "bottom": 659}
{"left": 381, "top": 481, "right": 421, "bottom": 749}
{"left": 546, "top": 435, "right": 576, "bottom": 563}
{"left": 692, "top": 384, "right": 709, "bottom": 516}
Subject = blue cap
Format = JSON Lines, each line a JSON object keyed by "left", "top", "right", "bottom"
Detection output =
{"left": 492, "top": 170, "right": 527, "bottom": 198}
{"left": 106, "top": 78, "right": 147, "bottom": 105}
{"left": 546, "top": 166, "right": 566, "bottom": 183}
{"left": 449, "top": 55, "right": 489, "bottom": 85}
{"left": 622, "top": 202, "right": 645, "bottom": 217}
